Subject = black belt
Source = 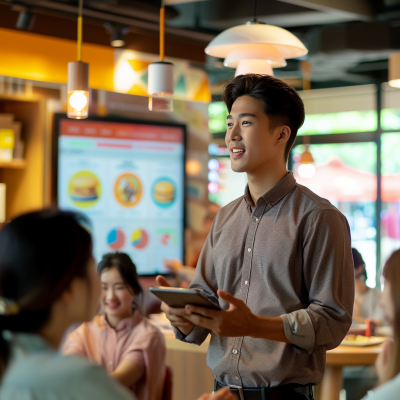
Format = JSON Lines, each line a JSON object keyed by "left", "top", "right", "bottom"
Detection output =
{"left": 215, "top": 381, "right": 314, "bottom": 400}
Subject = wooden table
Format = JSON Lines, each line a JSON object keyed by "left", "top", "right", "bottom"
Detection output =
{"left": 163, "top": 331, "right": 383, "bottom": 400}
{"left": 317, "top": 344, "right": 383, "bottom": 400}
{"left": 164, "top": 332, "right": 213, "bottom": 400}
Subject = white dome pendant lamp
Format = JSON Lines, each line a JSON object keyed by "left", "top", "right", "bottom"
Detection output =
{"left": 67, "top": 0, "right": 89, "bottom": 119}
{"left": 205, "top": 0, "right": 308, "bottom": 76}
{"left": 148, "top": 0, "right": 174, "bottom": 112}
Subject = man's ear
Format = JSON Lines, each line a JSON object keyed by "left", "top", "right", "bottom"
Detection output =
{"left": 276, "top": 126, "right": 291, "bottom": 145}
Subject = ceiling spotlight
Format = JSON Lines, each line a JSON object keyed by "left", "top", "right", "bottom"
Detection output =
{"left": 104, "top": 23, "right": 130, "bottom": 48}
{"left": 12, "top": 4, "right": 35, "bottom": 31}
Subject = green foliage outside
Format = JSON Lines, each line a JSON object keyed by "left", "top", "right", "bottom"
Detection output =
{"left": 381, "top": 109, "right": 400, "bottom": 130}
{"left": 298, "top": 111, "right": 377, "bottom": 135}
{"left": 382, "top": 132, "right": 400, "bottom": 174}
{"left": 208, "top": 102, "right": 228, "bottom": 133}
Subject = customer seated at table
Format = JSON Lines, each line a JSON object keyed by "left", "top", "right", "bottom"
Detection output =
{"left": 352, "top": 248, "right": 385, "bottom": 325}
{"left": 0, "top": 211, "right": 234, "bottom": 400}
{"left": 64, "top": 252, "right": 165, "bottom": 400}
{"left": 363, "top": 249, "right": 400, "bottom": 399}
{"left": 344, "top": 248, "right": 385, "bottom": 400}
{"left": 0, "top": 210, "right": 133, "bottom": 400}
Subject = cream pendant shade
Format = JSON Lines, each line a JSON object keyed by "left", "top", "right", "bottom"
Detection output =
{"left": 205, "top": 22, "right": 308, "bottom": 75}
{"left": 206, "top": 23, "right": 308, "bottom": 59}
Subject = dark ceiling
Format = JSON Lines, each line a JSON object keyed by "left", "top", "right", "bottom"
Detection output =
{"left": 1, "top": 0, "right": 400, "bottom": 90}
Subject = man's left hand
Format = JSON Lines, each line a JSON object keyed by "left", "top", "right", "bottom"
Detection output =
{"left": 183, "top": 290, "right": 256, "bottom": 337}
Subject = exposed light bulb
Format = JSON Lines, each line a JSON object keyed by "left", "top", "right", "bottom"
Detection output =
{"left": 67, "top": 90, "right": 89, "bottom": 119}
{"left": 69, "top": 91, "right": 87, "bottom": 111}
{"left": 298, "top": 163, "right": 315, "bottom": 179}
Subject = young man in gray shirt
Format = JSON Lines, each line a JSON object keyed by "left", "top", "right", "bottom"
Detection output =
{"left": 157, "top": 74, "right": 354, "bottom": 400}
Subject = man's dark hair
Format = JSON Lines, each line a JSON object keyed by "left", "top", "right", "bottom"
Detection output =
{"left": 222, "top": 74, "right": 305, "bottom": 162}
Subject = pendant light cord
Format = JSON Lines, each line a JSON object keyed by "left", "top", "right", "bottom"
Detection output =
{"left": 77, "top": 0, "right": 83, "bottom": 62}
{"left": 160, "top": 0, "right": 165, "bottom": 62}
{"left": 253, "top": 0, "right": 258, "bottom": 22}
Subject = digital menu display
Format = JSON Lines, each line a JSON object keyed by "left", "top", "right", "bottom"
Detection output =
{"left": 56, "top": 116, "right": 185, "bottom": 275}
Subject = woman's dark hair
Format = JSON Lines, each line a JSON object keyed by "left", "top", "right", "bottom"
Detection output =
{"left": 0, "top": 209, "right": 93, "bottom": 377}
{"left": 97, "top": 252, "right": 143, "bottom": 312}
{"left": 222, "top": 74, "right": 305, "bottom": 162}
{"left": 352, "top": 247, "right": 367, "bottom": 280}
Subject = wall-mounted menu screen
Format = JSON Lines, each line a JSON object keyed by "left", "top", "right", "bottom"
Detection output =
{"left": 55, "top": 115, "right": 185, "bottom": 275}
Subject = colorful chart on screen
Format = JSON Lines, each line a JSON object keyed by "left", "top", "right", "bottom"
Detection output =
{"left": 131, "top": 229, "right": 149, "bottom": 250}
{"left": 107, "top": 229, "right": 125, "bottom": 250}
{"left": 114, "top": 173, "right": 142, "bottom": 208}
{"left": 153, "top": 178, "right": 176, "bottom": 207}
{"left": 68, "top": 171, "right": 101, "bottom": 208}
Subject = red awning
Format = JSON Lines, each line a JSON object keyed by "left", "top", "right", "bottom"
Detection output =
{"left": 295, "top": 157, "right": 400, "bottom": 202}
{"left": 295, "top": 157, "right": 377, "bottom": 202}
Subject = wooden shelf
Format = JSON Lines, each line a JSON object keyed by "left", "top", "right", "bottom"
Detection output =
{"left": 0, "top": 159, "right": 26, "bottom": 169}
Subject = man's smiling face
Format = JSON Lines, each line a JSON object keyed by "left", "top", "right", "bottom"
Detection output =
{"left": 225, "top": 95, "right": 283, "bottom": 174}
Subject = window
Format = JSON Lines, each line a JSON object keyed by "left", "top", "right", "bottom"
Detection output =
{"left": 381, "top": 132, "right": 400, "bottom": 265}
{"left": 292, "top": 142, "right": 377, "bottom": 287}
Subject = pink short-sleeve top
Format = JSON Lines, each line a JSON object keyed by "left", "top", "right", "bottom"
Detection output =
{"left": 63, "top": 311, "right": 166, "bottom": 400}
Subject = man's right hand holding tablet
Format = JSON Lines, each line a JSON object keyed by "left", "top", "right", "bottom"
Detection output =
{"left": 156, "top": 275, "right": 195, "bottom": 336}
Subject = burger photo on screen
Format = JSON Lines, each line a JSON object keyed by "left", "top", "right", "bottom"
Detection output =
{"left": 153, "top": 180, "right": 175, "bottom": 205}
{"left": 70, "top": 174, "right": 99, "bottom": 202}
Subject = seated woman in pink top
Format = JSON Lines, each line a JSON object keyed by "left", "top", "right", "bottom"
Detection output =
{"left": 64, "top": 252, "right": 165, "bottom": 400}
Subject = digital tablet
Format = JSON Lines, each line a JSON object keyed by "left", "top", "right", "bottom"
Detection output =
{"left": 149, "top": 286, "right": 221, "bottom": 310}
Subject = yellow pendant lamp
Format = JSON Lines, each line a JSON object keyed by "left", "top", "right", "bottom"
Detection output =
{"left": 67, "top": 0, "right": 89, "bottom": 119}
{"left": 298, "top": 136, "right": 315, "bottom": 178}
{"left": 148, "top": 0, "right": 174, "bottom": 112}
{"left": 389, "top": 52, "right": 400, "bottom": 88}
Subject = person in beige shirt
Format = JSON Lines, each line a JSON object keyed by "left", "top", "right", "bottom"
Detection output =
{"left": 158, "top": 74, "right": 354, "bottom": 400}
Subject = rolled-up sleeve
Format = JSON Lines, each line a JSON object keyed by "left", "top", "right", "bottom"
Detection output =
{"left": 301, "top": 208, "right": 354, "bottom": 351}
{"left": 280, "top": 310, "right": 316, "bottom": 353}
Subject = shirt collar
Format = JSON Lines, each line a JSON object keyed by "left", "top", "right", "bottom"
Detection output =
{"left": 102, "top": 310, "right": 143, "bottom": 332}
{"left": 244, "top": 171, "right": 296, "bottom": 208}
{"left": 3, "top": 331, "right": 53, "bottom": 353}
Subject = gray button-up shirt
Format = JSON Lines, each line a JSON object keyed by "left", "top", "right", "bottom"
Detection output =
{"left": 174, "top": 172, "right": 354, "bottom": 387}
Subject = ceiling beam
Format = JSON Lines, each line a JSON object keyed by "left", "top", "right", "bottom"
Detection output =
{"left": 276, "top": 0, "right": 374, "bottom": 21}
{"left": 14, "top": 0, "right": 214, "bottom": 42}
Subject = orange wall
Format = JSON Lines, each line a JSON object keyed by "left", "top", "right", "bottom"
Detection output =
{"left": 0, "top": 28, "right": 114, "bottom": 91}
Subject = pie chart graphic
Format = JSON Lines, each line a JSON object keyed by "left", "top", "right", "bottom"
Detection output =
{"left": 107, "top": 229, "right": 125, "bottom": 250}
{"left": 131, "top": 229, "right": 149, "bottom": 250}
